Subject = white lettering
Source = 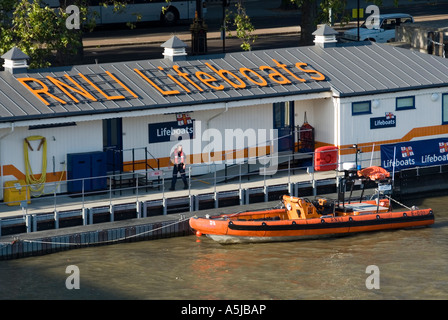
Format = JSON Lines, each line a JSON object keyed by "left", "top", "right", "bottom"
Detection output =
{"left": 65, "top": 5, "right": 80, "bottom": 30}
{"left": 365, "top": 265, "right": 380, "bottom": 289}
{"left": 181, "top": 304, "right": 215, "bottom": 317}
{"left": 65, "top": 265, "right": 80, "bottom": 289}
{"left": 365, "top": 5, "right": 380, "bottom": 30}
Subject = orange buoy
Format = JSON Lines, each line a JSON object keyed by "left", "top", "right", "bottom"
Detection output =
{"left": 196, "top": 231, "right": 202, "bottom": 237}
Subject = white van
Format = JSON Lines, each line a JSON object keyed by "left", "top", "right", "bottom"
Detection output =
{"left": 342, "top": 13, "right": 413, "bottom": 43}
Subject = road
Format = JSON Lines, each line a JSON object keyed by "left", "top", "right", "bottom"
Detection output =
{"left": 81, "top": 0, "right": 448, "bottom": 64}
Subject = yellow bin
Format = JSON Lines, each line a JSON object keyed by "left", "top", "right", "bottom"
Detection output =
{"left": 4, "top": 180, "right": 31, "bottom": 206}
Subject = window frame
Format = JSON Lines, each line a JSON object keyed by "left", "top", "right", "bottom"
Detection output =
{"left": 443, "top": 93, "right": 448, "bottom": 125}
{"left": 395, "top": 96, "right": 415, "bottom": 111}
{"left": 352, "top": 101, "right": 372, "bottom": 116}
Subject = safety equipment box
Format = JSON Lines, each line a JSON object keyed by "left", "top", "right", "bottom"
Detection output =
{"left": 4, "top": 180, "right": 31, "bottom": 206}
{"left": 67, "top": 151, "right": 107, "bottom": 193}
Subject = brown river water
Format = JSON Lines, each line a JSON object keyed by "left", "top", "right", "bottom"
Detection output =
{"left": 0, "top": 195, "right": 447, "bottom": 300}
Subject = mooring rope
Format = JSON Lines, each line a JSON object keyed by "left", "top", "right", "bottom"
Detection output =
{"left": 10, "top": 216, "right": 191, "bottom": 248}
{"left": 385, "top": 195, "right": 412, "bottom": 211}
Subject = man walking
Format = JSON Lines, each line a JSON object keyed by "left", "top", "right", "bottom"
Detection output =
{"left": 169, "top": 144, "right": 188, "bottom": 191}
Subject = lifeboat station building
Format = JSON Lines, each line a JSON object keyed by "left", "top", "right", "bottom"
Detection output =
{"left": 1, "top": 25, "right": 448, "bottom": 200}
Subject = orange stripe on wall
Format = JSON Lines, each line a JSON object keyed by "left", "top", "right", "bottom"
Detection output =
{"left": 339, "top": 125, "right": 448, "bottom": 155}
{"left": 2, "top": 165, "right": 66, "bottom": 183}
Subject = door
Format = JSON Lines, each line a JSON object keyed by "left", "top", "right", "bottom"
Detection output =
{"left": 273, "top": 101, "right": 294, "bottom": 152}
{"left": 103, "top": 118, "right": 123, "bottom": 172}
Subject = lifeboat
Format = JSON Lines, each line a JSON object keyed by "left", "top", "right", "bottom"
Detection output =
{"left": 189, "top": 166, "right": 434, "bottom": 244}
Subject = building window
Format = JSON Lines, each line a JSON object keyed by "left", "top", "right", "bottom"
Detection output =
{"left": 396, "top": 96, "right": 415, "bottom": 110}
{"left": 443, "top": 94, "right": 448, "bottom": 124}
{"left": 352, "top": 101, "right": 371, "bottom": 115}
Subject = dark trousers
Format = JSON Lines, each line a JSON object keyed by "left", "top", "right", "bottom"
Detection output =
{"left": 170, "top": 164, "right": 188, "bottom": 189}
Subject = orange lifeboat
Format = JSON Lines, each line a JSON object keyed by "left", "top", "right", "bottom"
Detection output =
{"left": 189, "top": 194, "right": 434, "bottom": 244}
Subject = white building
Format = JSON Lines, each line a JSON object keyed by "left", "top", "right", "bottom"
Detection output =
{"left": 0, "top": 27, "right": 448, "bottom": 199}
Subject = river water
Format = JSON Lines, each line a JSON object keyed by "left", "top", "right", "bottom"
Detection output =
{"left": 0, "top": 195, "right": 447, "bottom": 300}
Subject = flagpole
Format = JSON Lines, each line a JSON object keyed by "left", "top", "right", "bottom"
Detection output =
{"left": 392, "top": 146, "right": 396, "bottom": 184}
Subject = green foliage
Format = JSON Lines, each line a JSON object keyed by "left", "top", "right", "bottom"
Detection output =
{"left": 0, "top": 0, "right": 92, "bottom": 68}
{"left": 225, "top": 1, "right": 257, "bottom": 51}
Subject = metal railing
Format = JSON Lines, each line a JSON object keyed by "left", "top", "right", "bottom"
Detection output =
{"left": 0, "top": 144, "right": 394, "bottom": 235}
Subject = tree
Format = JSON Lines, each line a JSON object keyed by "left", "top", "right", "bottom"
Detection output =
{"left": 0, "top": 0, "right": 93, "bottom": 68}
{"left": 225, "top": 0, "right": 257, "bottom": 51}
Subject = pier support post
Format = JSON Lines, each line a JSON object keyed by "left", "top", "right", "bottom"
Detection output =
{"left": 163, "top": 198, "right": 167, "bottom": 215}
{"left": 294, "top": 183, "right": 299, "bottom": 197}
{"left": 25, "top": 214, "right": 32, "bottom": 233}
{"left": 109, "top": 204, "right": 115, "bottom": 222}
{"left": 214, "top": 191, "right": 218, "bottom": 208}
{"left": 142, "top": 202, "right": 148, "bottom": 218}
{"left": 32, "top": 214, "right": 37, "bottom": 232}
{"left": 82, "top": 207, "right": 89, "bottom": 225}
{"left": 288, "top": 182, "right": 294, "bottom": 196}
{"left": 136, "top": 201, "right": 142, "bottom": 219}
{"left": 239, "top": 188, "right": 245, "bottom": 205}
{"left": 264, "top": 185, "right": 268, "bottom": 202}
{"left": 245, "top": 188, "right": 250, "bottom": 205}
{"left": 54, "top": 210, "right": 59, "bottom": 229}
{"left": 189, "top": 195, "right": 195, "bottom": 212}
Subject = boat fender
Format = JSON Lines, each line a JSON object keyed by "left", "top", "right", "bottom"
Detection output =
{"left": 349, "top": 217, "right": 353, "bottom": 222}
{"left": 321, "top": 218, "right": 325, "bottom": 224}
{"left": 376, "top": 215, "right": 380, "bottom": 220}
{"left": 262, "top": 222, "right": 267, "bottom": 226}
{"left": 229, "top": 221, "right": 233, "bottom": 225}
{"left": 429, "top": 210, "right": 433, "bottom": 215}
{"left": 292, "top": 221, "right": 296, "bottom": 225}
{"left": 403, "top": 212, "right": 407, "bottom": 217}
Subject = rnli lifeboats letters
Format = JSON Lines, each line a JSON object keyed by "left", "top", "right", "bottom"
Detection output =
{"left": 16, "top": 59, "right": 326, "bottom": 106}
{"left": 370, "top": 112, "right": 396, "bottom": 129}
{"left": 381, "top": 138, "right": 448, "bottom": 171}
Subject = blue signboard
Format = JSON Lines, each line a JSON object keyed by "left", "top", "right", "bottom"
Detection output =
{"left": 381, "top": 137, "right": 448, "bottom": 171}
{"left": 370, "top": 112, "right": 396, "bottom": 129}
{"left": 148, "top": 120, "right": 194, "bottom": 144}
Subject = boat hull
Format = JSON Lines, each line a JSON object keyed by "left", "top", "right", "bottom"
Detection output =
{"left": 190, "top": 209, "right": 434, "bottom": 244}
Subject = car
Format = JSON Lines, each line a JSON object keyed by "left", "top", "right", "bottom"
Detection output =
{"left": 342, "top": 13, "right": 414, "bottom": 43}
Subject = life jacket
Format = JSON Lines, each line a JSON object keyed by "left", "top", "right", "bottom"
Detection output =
{"left": 174, "top": 151, "right": 185, "bottom": 165}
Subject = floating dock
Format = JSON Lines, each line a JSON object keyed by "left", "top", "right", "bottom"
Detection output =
{"left": 0, "top": 169, "right": 337, "bottom": 260}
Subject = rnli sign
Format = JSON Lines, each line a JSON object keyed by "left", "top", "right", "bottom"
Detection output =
{"left": 15, "top": 59, "right": 326, "bottom": 106}
{"left": 148, "top": 120, "right": 194, "bottom": 144}
{"left": 381, "top": 138, "right": 448, "bottom": 171}
{"left": 370, "top": 112, "right": 396, "bottom": 129}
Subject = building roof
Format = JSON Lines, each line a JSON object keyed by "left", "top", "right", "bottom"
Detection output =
{"left": 312, "top": 24, "right": 339, "bottom": 36}
{"left": 161, "top": 35, "right": 188, "bottom": 48}
{"left": 1, "top": 41, "right": 448, "bottom": 125}
{"left": 1, "top": 47, "right": 29, "bottom": 60}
